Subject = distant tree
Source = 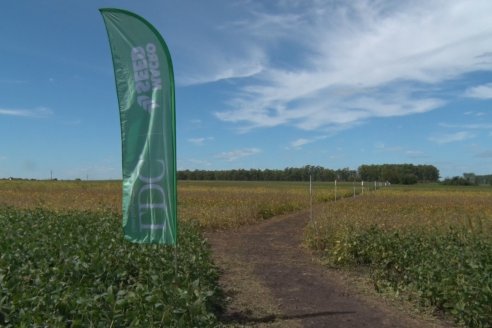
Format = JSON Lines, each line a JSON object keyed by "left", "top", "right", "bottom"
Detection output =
{"left": 441, "top": 176, "right": 474, "bottom": 186}
{"left": 357, "top": 164, "right": 439, "bottom": 184}
{"left": 359, "top": 165, "right": 380, "bottom": 181}
{"left": 336, "top": 168, "right": 355, "bottom": 181}
{"left": 463, "top": 173, "right": 477, "bottom": 185}
{"left": 417, "top": 165, "right": 440, "bottom": 182}
{"left": 176, "top": 164, "right": 439, "bottom": 183}
{"left": 381, "top": 165, "right": 400, "bottom": 183}
{"left": 400, "top": 173, "right": 418, "bottom": 185}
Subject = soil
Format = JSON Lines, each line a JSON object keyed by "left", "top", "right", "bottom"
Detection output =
{"left": 206, "top": 207, "right": 453, "bottom": 328}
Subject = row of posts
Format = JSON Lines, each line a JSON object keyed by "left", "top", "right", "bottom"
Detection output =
{"left": 309, "top": 176, "right": 390, "bottom": 220}
{"left": 351, "top": 180, "right": 390, "bottom": 197}
{"left": 308, "top": 176, "right": 391, "bottom": 230}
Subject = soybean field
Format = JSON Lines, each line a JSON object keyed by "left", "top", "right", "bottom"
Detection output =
{"left": 1, "top": 180, "right": 491, "bottom": 327}
{"left": 306, "top": 185, "right": 492, "bottom": 327}
{"left": 0, "top": 179, "right": 351, "bottom": 326}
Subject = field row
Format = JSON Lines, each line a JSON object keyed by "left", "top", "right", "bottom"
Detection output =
{"left": 2, "top": 180, "right": 491, "bottom": 327}
{"left": 0, "top": 180, "right": 363, "bottom": 325}
{"left": 0, "top": 208, "right": 222, "bottom": 327}
{"left": 305, "top": 187, "right": 492, "bottom": 327}
{"left": 0, "top": 180, "right": 363, "bottom": 230}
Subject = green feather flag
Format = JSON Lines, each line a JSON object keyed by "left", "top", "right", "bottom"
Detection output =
{"left": 100, "top": 8, "right": 177, "bottom": 244}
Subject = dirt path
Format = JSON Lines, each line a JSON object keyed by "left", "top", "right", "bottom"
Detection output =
{"left": 206, "top": 208, "right": 452, "bottom": 328}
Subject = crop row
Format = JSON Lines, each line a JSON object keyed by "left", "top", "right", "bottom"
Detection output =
{"left": 305, "top": 188, "right": 492, "bottom": 327}
{"left": 0, "top": 207, "right": 222, "bottom": 327}
{"left": 0, "top": 180, "right": 361, "bottom": 230}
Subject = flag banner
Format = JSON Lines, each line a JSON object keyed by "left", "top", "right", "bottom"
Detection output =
{"left": 100, "top": 8, "right": 177, "bottom": 244}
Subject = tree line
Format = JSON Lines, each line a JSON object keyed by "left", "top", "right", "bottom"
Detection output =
{"left": 358, "top": 164, "right": 439, "bottom": 184}
{"left": 178, "top": 164, "right": 440, "bottom": 184}
{"left": 178, "top": 166, "right": 355, "bottom": 182}
{"left": 442, "top": 173, "right": 492, "bottom": 186}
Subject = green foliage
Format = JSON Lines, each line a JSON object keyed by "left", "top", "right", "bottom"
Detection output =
{"left": 441, "top": 176, "right": 476, "bottom": 186}
{"left": 318, "top": 226, "right": 492, "bottom": 327}
{"left": 178, "top": 180, "right": 358, "bottom": 230}
{"left": 358, "top": 164, "right": 439, "bottom": 184}
{"left": 257, "top": 202, "right": 302, "bottom": 219}
{"left": 0, "top": 207, "right": 222, "bottom": 327}
{"left": 473, "top": 174, "right": 492, "bottom": 185}
{"left": 306, "top": 187, "right": 492, "bottom": 327}
{"left": 177, "top": 165, "right": 358, "bottom": 182}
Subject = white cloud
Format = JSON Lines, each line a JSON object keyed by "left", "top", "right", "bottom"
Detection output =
{"left": 374, "top": 142, "right": 385, "bottom": 149}
{"left": 178, "top": 158, "right": 212, "bottom": 169}
{"left": 175, "top": 31, "right": 266, "bottom": 86}
{"left": 405, "top": 150, "right": 427, "bottom": 158}
{"left": 439, "top": 122, "right": 492, "bottom": 129}
{"left": 0, "top": 107, "right": 53, "bottom": 118}
{"left": 374, "top": 142, "right": 402, "bottom": 153}
{"left": 213, "top": 0, "right": 492, "bottom": 131}
{"left": 180, "top": 62, "right": 264, "bottom": 86}
{"left": 464, "top": 111, "right": 485, "bottom": 116}
{"left": 374, "top": 143, "right": 426, "bottom": 157}
{"left": 188, "top": 138, "right": 206, "bottom": 145}
{"left": 289, "top": 135, "right": 327, "bottom": 149}
{"left": 218, "top": 92, "right": 443, "bottom": 131}
{"left": 188, "top": 159, "right": 212, "bottom": 166}
{"left": 188, "top": 137, "right": 214, "bottom": 146}
{"left": 215, "top": 148, "right": 261, "bottom": 162}
{"left": 464, "top": 83, "right": 492, "bottom": 99}
{"left": 290, "top": 138, "right": 311, "bottom": 149}
{"left": 429, "top": 131, "right": 475, "bottom": 144}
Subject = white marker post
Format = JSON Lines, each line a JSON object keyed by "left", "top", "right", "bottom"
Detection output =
{"left": 334, "top": 179, "right": 337, "bottom": 202}
{"left": 309, "top": 173, "right": 313, "bottom": 221}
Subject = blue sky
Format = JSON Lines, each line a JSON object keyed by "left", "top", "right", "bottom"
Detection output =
{"left": 1, "top": 0, "right": 492, "bottom": 180}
